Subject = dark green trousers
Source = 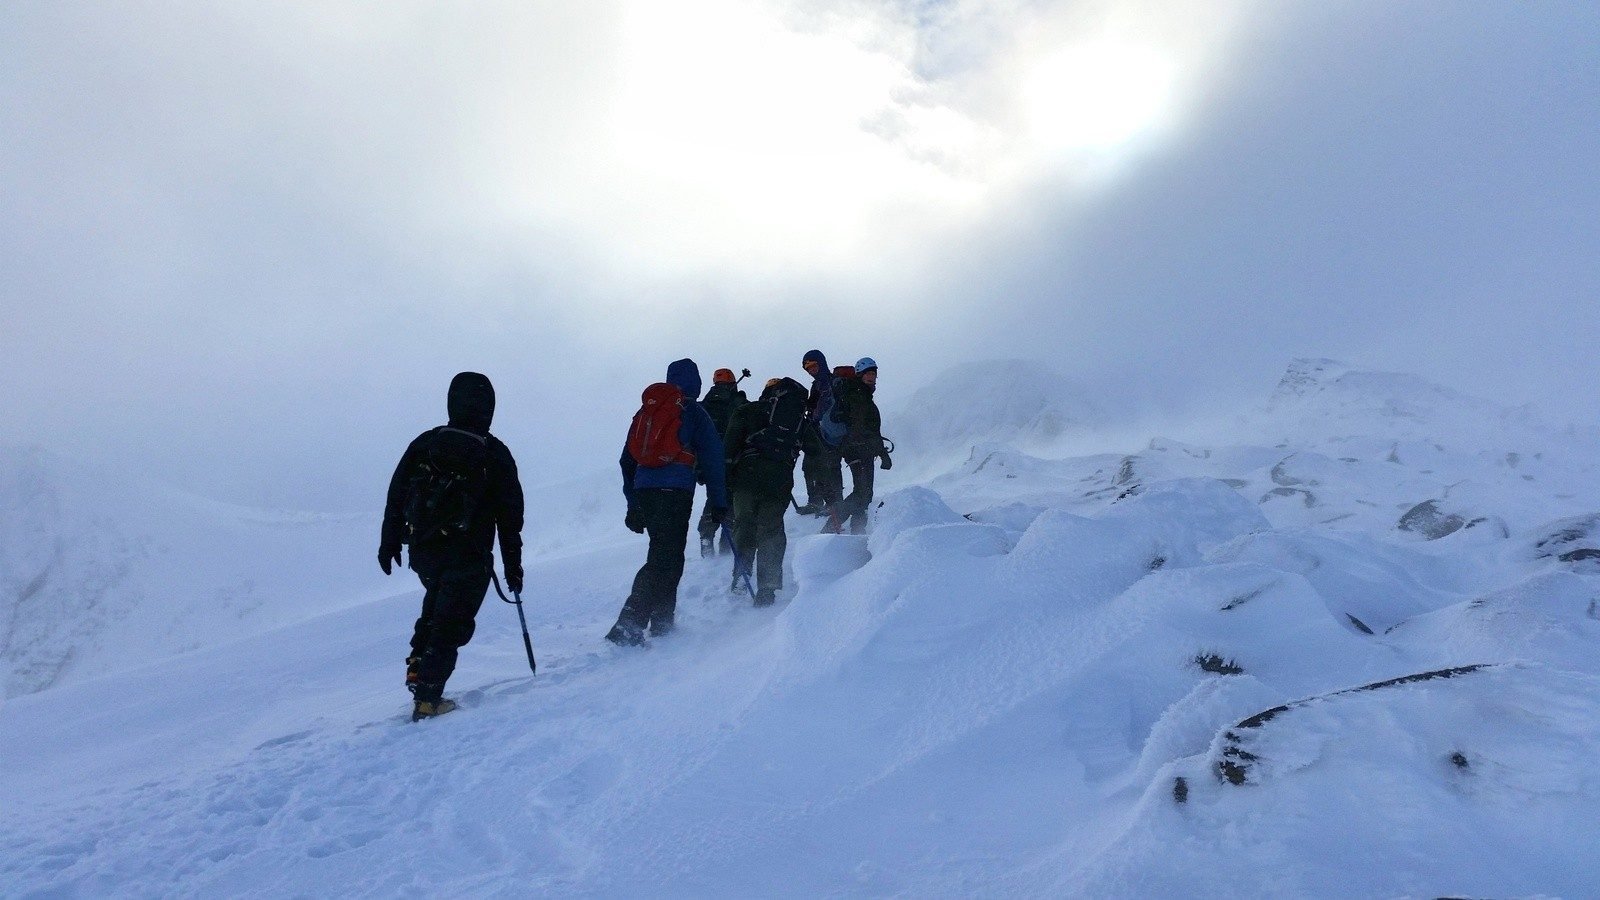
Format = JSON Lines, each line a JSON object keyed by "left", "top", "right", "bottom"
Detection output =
{"left": 731, "top": 490, "right": 788, "bottom": 599}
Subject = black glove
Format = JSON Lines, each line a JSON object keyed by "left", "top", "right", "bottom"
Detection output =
{"left": 505, "top": 566, "right": 524, "bottom": 595}
{"left": 379, "top": 545, "right": 402, "bottom": 575}
{"left": 625, "top": 506, "right": 646, "bottom": 534}
{"left": 879, "top": 452, "right": 893, "bottom": 471}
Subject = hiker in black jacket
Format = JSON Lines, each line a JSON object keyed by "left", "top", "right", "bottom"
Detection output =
{"left": 831, "top": 357, "right": 891, "bottom": 534}
{"left": 697, "top": 367, "right": 748, "bottom": 557}
{"left": 380, "top": 372, "right": 525, "bottom": 721}
{"left": 723, "top": 377, "right": 812, "bottom": 606}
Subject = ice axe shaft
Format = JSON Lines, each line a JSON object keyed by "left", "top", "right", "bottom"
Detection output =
{"left": 491, "top": 571, "right": 537, "bottom": 674}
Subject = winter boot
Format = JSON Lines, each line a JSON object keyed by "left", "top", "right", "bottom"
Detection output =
{"left": 820, "top": 509, "right": 845, "bottom": 535}
{"left": 700, "top": 535, "right": 715, "bottom": 558}
{"left": 795, "top": 501, "right": 824, "bottom": 516}
{"left": 754, "top": 589, "right": 776, "bottom": 608}
{"left": 606, "top": 620, "right": 645, "bottom": 647}
{"left": 412, "top": 698, "right": 458, "bottom": 722}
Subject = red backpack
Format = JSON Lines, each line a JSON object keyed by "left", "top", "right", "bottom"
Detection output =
{"left": 627, "top": 383, "right": 698, "bottom": 468}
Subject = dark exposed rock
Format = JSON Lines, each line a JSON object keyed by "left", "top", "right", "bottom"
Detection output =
{"left": 1398, "top": 500, "right": 1466, "bottom": 540}
{"left": 1220, "top": 478, "right": 1250, "bottom": 489}
{"left": 1214, "top": 665, "right": 1493, "bottom": 786}
{"left": 1172, "top": 777, "right": 1188, "bottom": 804}
{"left": 1450, "top": 752, "right": 1470, "bottom": 770}
{"left": 1532, "top": 514, "right": 1600, "bottom": 561}
{"left": 1220, "top": 583, "right": 1273, "bottom": 611}
{"left": 1195, "top": 653, "right": 1244, "bottom": 675}
{"left": 1261, "top": 487, "right": 1315, "bottom": 508}
{"left": 1345, "top": 613, "right": 1374, "bottom": 635}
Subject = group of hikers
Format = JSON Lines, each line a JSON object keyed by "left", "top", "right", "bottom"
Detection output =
{"left": 378, "top": 352, "right": 891, "bottom": 721}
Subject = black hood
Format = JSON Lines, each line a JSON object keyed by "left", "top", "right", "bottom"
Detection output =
{"left": 447, "top": 372, "right": 495, "bottom": 434}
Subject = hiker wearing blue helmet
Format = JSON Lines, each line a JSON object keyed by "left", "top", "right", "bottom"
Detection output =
{"left": 829, "top": 357, "right": 892, "bottom": 534}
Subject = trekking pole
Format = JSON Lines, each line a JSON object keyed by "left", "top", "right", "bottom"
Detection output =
{"left": 790, "top": 493, "right": 803, "bottom": 513}
{"left": 725, "top": 535, "right": 758, "bottom": 599}
{"left": 491, "top": 571, "right": 537, "bottom": 674}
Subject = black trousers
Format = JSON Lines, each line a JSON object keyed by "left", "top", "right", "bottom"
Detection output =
{"left": 697, "top": 498, "right": 734, "bottom": 553}
{"left": 802, "top": 444, "right": 843, "bottom": 508}
{"left": 840, "top": 457, "right": 876, "bottom": 533}
{"left": 614, "top": 488, "right": 694, "bottom": 638}
{"left": 409, "top": 558, "right": 491, "bottom": 702}
{"left": 731, "top": 491, "right": 788, "bottom": 598}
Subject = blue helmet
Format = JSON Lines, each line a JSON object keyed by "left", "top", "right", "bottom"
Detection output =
{"left": 854, "top": 357, "right": 878, "bottom": 373}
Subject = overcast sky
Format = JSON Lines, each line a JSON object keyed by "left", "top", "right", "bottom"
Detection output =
{"left": 3, "top": 1, "right": 1596, "bottom": 510}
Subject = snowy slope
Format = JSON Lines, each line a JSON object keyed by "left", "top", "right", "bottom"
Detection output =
{"left": 3, "top": 360, "right": 1599, "bottom": 897}
{"left": 0, "top": 446, "right": 377, "bottom": 699}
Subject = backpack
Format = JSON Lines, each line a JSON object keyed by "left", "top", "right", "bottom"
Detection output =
{"left": 743, "top": 378, "right": 809, "bottom": 463}
{"left": 813, "top": 373, "right": 850, "bottom": 449}
{"left": 700, "top": 382, "right": 746, "bottom": 437}
{"left": 402, "top": 426, "right": 490, "bottom": 545}
{"left": 627, "top": 383, "right": 698, "bottom": 468}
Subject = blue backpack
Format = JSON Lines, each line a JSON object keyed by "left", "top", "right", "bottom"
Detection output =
{"left": 814, "top": 369, "right": 850, "bottom": 448}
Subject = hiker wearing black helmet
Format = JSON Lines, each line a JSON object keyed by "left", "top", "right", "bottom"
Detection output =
{"left": 608, "top": 358, "right": 728, "bottom": 646}
{"left": 696, "top": 367, "right": 748, "bottom": 557}
{"left": 798, "top": 349, "right": 845, "bottom": 518}
{"left": 380, "top": 372, "right": 525, "bottom": 721}
{"left": 723, "top": 376, "right": 813, "bottom": 606}
{"left": 831, "top": 357, "right": 892, "bottom": 534}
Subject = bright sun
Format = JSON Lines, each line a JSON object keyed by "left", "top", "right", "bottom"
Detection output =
{"left": 588, "top": 2, "right": 1185, "bottom": 274}
{"left": 1022, "top": 42, "right": 1179, "bottom": 156}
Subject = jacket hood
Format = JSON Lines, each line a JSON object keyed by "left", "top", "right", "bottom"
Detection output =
{"left": 666, "top": 358, "right": 701, "bottom": 401}
{"left": 802, "top": 349, "right": 829, "bottom": 382}
{"left": 447, "top": 371, "right": 495, "bottom": 433}
{"left": 764, "top": 376, "right": 807, "bottom": 401}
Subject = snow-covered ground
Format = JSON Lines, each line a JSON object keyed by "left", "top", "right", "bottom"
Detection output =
{"left": 3, "top": 359, "right": 1599, "bottom": 897}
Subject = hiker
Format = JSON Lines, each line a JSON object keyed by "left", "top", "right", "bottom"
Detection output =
{"left": 379, "top": 372, "right": 525, "bottom": 721}
{"left": 797, "top": 349, "right": 845, "bottom": 518}
{"left": 832, "top": 357, "right": 892, "bottom": 534}
{"left": 696, "top": 367, "right": 748, "bottom": 557}
{"left": 607, "top": 358, "right": 728, "bottom": 645}
{"left": 723, "top": 376, "right": 812, "bottom": 606}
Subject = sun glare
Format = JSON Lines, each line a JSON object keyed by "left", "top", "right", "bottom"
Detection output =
{"left": 1023, "top": 42, "right": 1178, "bottom": 155}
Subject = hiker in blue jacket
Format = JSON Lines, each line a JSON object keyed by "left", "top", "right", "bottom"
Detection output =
{"left": 797, "top": 349, "right": 845, "bottom": 518}
{"left": 607, "top": 358, "right": 728, "bottom": 645}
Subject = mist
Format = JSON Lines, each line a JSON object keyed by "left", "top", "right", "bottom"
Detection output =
{"left": 2, "top": 1, "right": 1595, "bottom": 512}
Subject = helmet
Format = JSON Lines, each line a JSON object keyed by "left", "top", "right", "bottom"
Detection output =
{"left": 854, "top": 357, "right": 878, "bottom": 373}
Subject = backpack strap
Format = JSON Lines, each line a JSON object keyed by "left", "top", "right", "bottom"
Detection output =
{"left": 437, "top": 426, "right": 488, "bottom": 445}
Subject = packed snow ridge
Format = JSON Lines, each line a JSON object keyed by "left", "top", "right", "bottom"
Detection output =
{"left": 3, "top": 358, "right": 1598, "bottom": 897}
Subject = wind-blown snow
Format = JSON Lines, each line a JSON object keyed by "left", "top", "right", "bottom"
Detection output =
{"left": 3, "top": 359, "right": 1598, "bottom": 897}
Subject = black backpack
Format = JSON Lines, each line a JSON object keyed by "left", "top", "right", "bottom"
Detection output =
{"left": 742, "top": 378, "right": 808, "bottom": 463}
{"left": 701, "top": 383, "right": 746, "bottom": 436}
{"left": 402, "top": 426, "right": 490, "bottom": 545}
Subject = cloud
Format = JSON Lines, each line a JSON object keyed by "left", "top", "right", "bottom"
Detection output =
{"left": 1, "top": 1, "right": 1595, "bottom": 510}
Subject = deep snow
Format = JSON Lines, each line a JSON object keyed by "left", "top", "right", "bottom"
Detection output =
{"left": 3, "top": 359, "right": 1599, "bottom": 897}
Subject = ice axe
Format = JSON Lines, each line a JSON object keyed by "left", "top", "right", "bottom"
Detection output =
{"left": 491, "top": 571, "right": 537, "bottom": 674}
{"left": 735, "top": 367, "right": 752, "bottom": 385}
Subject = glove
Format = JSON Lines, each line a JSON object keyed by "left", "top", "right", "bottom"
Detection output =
{"left": 625, "top": 506, "right": 646, "bottom": 534}
{"left": 379, "top": 545, "right": 402, "bottom": 575}
{"left": 879, "top": 452, "right": 893, "bottom": 471}
{"left": 505, "top": 566, "right": 524, "bottom": 595}
{"left": 707, "top": 505, "right": 728, "bottom": 526}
